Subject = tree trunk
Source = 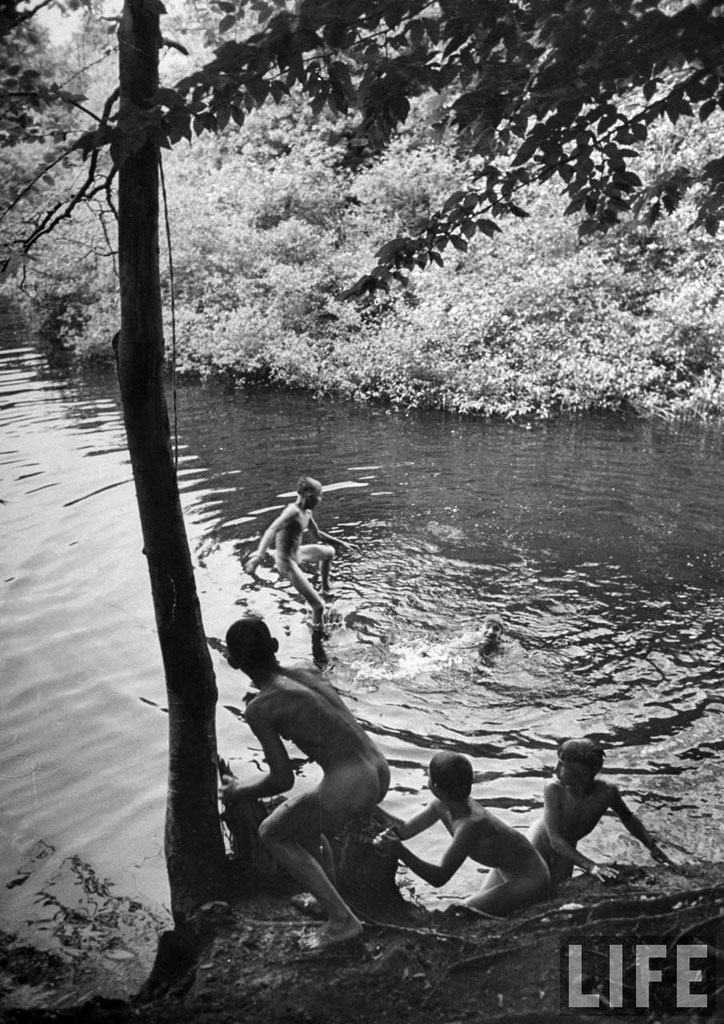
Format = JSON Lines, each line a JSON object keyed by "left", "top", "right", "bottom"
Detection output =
{"left": 116, "top": 0, "right": 226, "bottom": 923}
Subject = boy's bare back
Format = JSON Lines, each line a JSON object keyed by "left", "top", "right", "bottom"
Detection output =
{"left": 439, "top": 798, "right": 546, "bottom": 874}
{"left": 247, "top": 667, "right": 381, "bottom": 772}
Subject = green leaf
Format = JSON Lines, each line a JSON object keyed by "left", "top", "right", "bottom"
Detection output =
{"left": 376, "top": 238, "right": 407, "bottom": 260}
{"left": 704, "top": 215, "right": 719, "bottom": 236}
{"left": 442, "top": 190, "right": 466, "bottom": 212}
{"left": 477, "top": 219, "right": 501, "bottom": 237}
{"left": 699, "top": 99, "right": 717, "bottom": 122}
{"left": 512, "top": 136, "right": 538, "bottom": 167}
{"left": 578, "top": 220, "right": 600, "bottom": 237}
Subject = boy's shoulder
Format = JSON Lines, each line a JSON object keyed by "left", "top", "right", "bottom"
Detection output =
{"left": 543, "top": 776, "right": 563, "bottom": 795}
{"left": 587, "top": 778, "right": 617, "bottom": 803}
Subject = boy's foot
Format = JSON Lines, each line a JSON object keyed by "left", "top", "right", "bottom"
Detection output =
{"left": 290, "top": 893, "right": 325, "bottom": 920}
{"left": 320, "top": 587, "right": 334, "bottom": 599}
{"left": 298, "top": 918, "right": 363, "bottom": 953}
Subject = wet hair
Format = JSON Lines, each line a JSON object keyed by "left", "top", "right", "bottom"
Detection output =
{"left": 296, "top": 475, "right": 322, "bottom": 499}
{"left": 483, "top": 614, "right": 504, "bottom": 630}
{"left": 429, "top": 752, "right": 473, "bottom": 801}
{"left": 557, "top": 738, "right": 605, "bottom": 775}
{"left": 226, "top": 616, "right": 277, "bottom": 669}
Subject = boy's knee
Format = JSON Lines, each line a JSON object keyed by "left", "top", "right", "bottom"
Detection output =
{"left": 259, "top": 816, "right": 285, "bottom": 847}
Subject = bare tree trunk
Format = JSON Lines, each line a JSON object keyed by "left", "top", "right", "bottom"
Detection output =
{"left": 116, "top": 0, "right": 226, "bottom": 924}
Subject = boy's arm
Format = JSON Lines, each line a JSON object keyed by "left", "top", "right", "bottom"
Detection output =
{"left": 219, "top": 705, "right": 294, "bottom": 802}
{"left": 378, "top": 826, "right": 469, "bottom": 888}
{"left": 245, "top": 507, "right": 294, "bottom": 574}
{"left": 307, "top": 514, "right": 352, "bottom": 551}
{"left": 542, "top": 782, "right": 617, "bottom": 881}
{"left": 376, "top": 801, "right": 441, "bottom": 840}
{"left": 608, "top": 787, "right": 676, "bottom": 866}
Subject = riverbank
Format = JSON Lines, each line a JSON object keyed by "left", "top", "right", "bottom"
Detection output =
{"left": 3, "top": 863, "right": 722, "bottom": 1023}
{"left": 9, "top": 123, "right": 724, "bottom": 423}
{"left": 28, "top": 275, "right": 724, "bottom": 422}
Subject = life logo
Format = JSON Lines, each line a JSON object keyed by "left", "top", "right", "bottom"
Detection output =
{"left": 559, "top": 926, "right": 720, "bottom": 1015}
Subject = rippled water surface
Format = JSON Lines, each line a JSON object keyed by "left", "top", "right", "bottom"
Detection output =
{"left": 2, "top": 321, "right": 724, "bottom": 977}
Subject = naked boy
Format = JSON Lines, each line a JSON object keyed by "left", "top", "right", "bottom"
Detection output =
{"left": 527, "top": 737, "right": 675, "bottom": 887}
{"left": 245, "top": 476, "right": 351, "bottom": 629}
{"left": 220, "top": 616, "right": 390, "bottom": 951}
{"left": 374, "top": 752, "right": 549, "bottom": 916}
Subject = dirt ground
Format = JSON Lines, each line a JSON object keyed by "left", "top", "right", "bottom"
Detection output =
{"left": 2, "top": 862, "right": 723, "bottom": 1024}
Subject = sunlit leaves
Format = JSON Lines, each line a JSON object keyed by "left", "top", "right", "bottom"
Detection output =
{"left": 5, "top": 0, "right": 724, "bottom": 292}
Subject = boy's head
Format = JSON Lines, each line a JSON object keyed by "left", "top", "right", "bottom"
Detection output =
{"left": 226, "top": 616, "right": 279, "bottom": 674}
{"left": 428, "top": 752, "right": 473, "bottom": 802}
{"left": 555, "top": 738, "right": 604, "bottom": 786}
{"left": 480, "top": 613, "right": 505, "bottom": 652}
{"left": 297, "top": 475, "right": 323, "bottom": 510}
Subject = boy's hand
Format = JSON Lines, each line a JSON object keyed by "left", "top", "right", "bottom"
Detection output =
{"left": 589, "top": 863, "right": 618, "bottom": 882}
{"left": 372, "top": 828, "right": 402, "bottom": 856}
{"left": 244, "top": 553, "right": 261, "bottom": 576}
{"left": 219, "top": 774, "right": 240, "bottom": 805}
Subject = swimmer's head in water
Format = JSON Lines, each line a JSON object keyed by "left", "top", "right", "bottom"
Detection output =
{"left": 226, "top": 616, "right": 279, "bottom": 673}
{"left": 556, "top": 738, "right": 605, "bottom": 783}
{"left": 296, "top": 475, "right": 323, "bottom": 509}
{"left": 428, "top": 752, "right": 473, "bottom": 801}
{"left": 480, "top": 613, "right": 505, "bottom": 652}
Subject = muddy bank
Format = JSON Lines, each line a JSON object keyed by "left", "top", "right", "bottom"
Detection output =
{"left": 3, "top": 863, "right": 722, "bottom": 1024}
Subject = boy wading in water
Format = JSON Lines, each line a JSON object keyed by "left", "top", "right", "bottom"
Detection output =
{"left": 527, "top": 738, "right": 675, "bottom": 888}
{"left": 220, "top": 616, "right": 390, "bottom": 951}
{"left": 374, "top": 752, "right": 549, "bottom": 916}
{"left": 245, "top": 476, "right": 351, "bottom": 630}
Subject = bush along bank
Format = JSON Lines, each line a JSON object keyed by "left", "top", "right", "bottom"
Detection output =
{"left": 10, "top": 99, "right": 724, "bottom": 422}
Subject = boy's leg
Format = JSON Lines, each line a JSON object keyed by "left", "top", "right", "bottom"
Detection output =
{"left": 477, "top": 867, "right": 505, "bottom": 893}
{"left": 466, "top": 873, "right": 548, "bottom": 917}
{"left": 299, "top": 543, "right": 335, "bottom": 595}
{"left": 258, "top": 762, "right": 384, "bottom": 950}
{"left": 298, "top": 832, "right": 336, "bottom": 882}
{"left": 290, "top": 833, "right": 336, "bottom": 919}
{"left": 277, "top": 556, "right": 325, "bottom": 626}
{"left": 259, "top": 791, "right": 361, "bottom": 951}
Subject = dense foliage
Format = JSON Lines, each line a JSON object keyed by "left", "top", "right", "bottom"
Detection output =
{"left": 2, "top": 0, "right": 724, "bottom": 420}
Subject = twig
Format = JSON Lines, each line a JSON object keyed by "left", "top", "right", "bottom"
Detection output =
{"left": 358, "top": 910, "right": 483, "bottom": 947}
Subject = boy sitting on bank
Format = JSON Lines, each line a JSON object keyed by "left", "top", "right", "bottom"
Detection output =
{"left": 244, "top": 476, "right": 351, "bottom": 629}
{"left": 373, "top": 752, "right": 549, "bottom": 916}
{"left": 526, "top": 737, "right": 675, "bottom": 888}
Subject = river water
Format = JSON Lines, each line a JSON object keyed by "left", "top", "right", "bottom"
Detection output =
{"left": 2, "top": 322, "right": 724, "bottom": 992}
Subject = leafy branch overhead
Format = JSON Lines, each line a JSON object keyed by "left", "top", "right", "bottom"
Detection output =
{"left": 4, "top": 0, "right": 724, "bottom": 288}
{"left": 171, "top": 0, "right": 724, "bottom": 294}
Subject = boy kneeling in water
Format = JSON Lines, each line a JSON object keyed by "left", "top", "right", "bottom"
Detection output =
{"left": 373, "top": 752, "right": 549, "bottom": 916}
{"left": 526, "top": 738, "right": 675, "bottom": 888}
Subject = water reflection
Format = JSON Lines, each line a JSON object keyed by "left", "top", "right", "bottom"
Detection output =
{"left": 2, "top": 326, "right": 724, "bottom": 927}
